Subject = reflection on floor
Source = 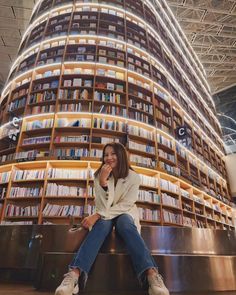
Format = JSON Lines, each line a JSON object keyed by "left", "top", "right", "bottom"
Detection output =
{"left": 0, "top": 283, "right": 236, "bottom": 295}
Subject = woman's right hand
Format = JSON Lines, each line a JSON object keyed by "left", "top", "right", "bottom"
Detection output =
{"left": 81, "top": 213, "right": 101, "bottom": 230}
{"left": 99, "top": 164, "right": 112, "bottom": 186}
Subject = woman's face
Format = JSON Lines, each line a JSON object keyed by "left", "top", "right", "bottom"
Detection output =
{"left": 103, "top": 146, "right": 118, "bottom": 169}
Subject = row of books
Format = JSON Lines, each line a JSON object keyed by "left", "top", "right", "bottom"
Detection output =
{"left": 160, "top": 179, "right": 179, "bottom": 194}
{"left": 59, "top": 89, "right": 90, "bottom": 100}
{"left": 5, "top": 204, "right": 39, "bottom": 217}
{"left": 156, "top": 111, "right": 172, "bottom": 125}
{"left": 127, "top": 125, "right": 154, "bottom": 140}
{"left": 94, "top": 91, "right": 122, "bottom": 104}
{"left": 55, "top": 148, "right": 90, "bottom": 159}
{"left": 48, "top": 168, "right": 88, "bottom": 179}
{"left": 59, "top": 102, "right": 92, "bottom": 112}
{"left": 182, "top": 202, "right": 193, "bottom": 212}
{"left": 92, "top": 137, "right": 120, "bottom": 145}
{"left": 29, "top": 90, "right": 57, "bottom": 104}
{"left": 46, "top": 183, "right": 86, "bottom": 197}
{"left": 138, "top": 190, "right": 160, "bottom": 203}
{"left": 1, "top": 221, "right": 34, "bottom": 225}
{"left": 128, "top": 140, "right": 155, "bottom": 154}
{"left": 25, "top": 119, "right": 54, "bottom": 131}
{"left": 54, "top": 135, "right": 89, "bottom": 143}
{"left": 8, "top": 97, "right": 26, "bottom": 112}
{"left": 63, "top": 78, "right": 93, "bottom": 88}
{"left": 12, "top": 88, "right": 28, "bottom": 100}
{"left": 183, "top": 216, "right": 197, "bottom": 227}
{"left": 193, "top": 194, "right": 204, "bottom": 205}
{"left": 10, "top": 187, "right": 43, "bottom": 198}
{"left": 163, "top": 210, "right": 182, "bottom": 224}
{"left": 42, "top": 204, "right": 95, "bottom": 217}
{"left": 90, "top": 149, "right": 103, "bottom": 158}
{"left": 37, "top": 56, "right": 62, "bottom": 65}
{"left": 98, "top": 56, "right": 125, "bottom": 67}
{"left": 0, "top": 171, "right": 11, "bottom": 183}
{"left": 94, "top": 105, "right": 127, "bottom": 116}
{"left": 180, "top": 189, "right": 191, "bottom": 199}
{"left": 57, "top": 118, "right": 90, "bottom": 128}
{"left": 129, "top": 88, "right": 152, "bottom": 102}
{"left": 0, "top": 187, "right": 7, "bottom": 199}
{"left": 129, "top": 111, "right": 151, "bottom": 124}
{"left": 33, "top": 80, "right": 59, "bottom": 91}
{"left": 158, "top": 101, "right": 171, "bottom": 114}
{"left": 22, "top": 136, "right": 51, "bottom": 146}
{"left": 159, "top": 161, "right": 181, "bottom": 176}
{"left": 138, "top": 208, "right": 160, "bottom": 221}
{"left": 30, "top": 105, "right": 55, "bottom": 115}
{"left": 195, "top": 207, "right": 204, "bottom": 215}
{"left": 140, "top": 174, "right": 158, "bottom": 188}
{"left": 14, "top": 169, "right": 45, "bottom": 181}
{"left": 156, "top": 122, "right": 171, "bottom": 134}
{"left": 93, "top": 118, "right": 126, "bottom": 131}
{"left": 129, "top": 99, "right": 154, "bottom": 114}
{"left": 176, "top": 144, "right": 187, "bottom": 159}
{"left": 158, "top": 150, "right": 176, "bottom": 163}
{"left": 162, "top": 193, "right": 181, "bottom": 208}
{"left": 157, "top": 134, "right": 174, "bottom": 149}
{"left": 98, "top": 48, "right": 125, "bottom": 59}
{"left": 130, "top": 154, "right": 156, "bottom": 168}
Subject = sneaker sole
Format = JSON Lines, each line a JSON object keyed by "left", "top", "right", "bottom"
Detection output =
{"left": 55, "top": 284, "right": 79, "bottom": 295}
{"left": 148, "top": 286, "right": 170, "bottom": 295}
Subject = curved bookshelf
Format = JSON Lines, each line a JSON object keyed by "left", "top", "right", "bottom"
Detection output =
{"left": 0, "top": 0, "right": 235, "bottom": 228}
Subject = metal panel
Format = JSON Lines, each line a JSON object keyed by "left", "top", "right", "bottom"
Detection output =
{"left": 0, "top": 225, "right": 236, "bottom": 269}
{"left": 35, "top": 253, "right": 236, "bottom": 292}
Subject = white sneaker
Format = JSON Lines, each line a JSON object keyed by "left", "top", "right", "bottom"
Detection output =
{"left": 55, "top": 271, "right": 79, "bottom": 295}
{"left": 148, "top": 273, "right": 170, "bottom": 295}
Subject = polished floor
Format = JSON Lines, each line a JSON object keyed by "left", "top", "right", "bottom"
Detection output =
{"left": 0, "top": 283, "right": 236, "bottom": 295}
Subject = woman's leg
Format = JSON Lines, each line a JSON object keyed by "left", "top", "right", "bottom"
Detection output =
{"left": 114, "top": 214, "right": 169, "bottom": 295}
{"left": 69, "top": 218, "right": 113, "bottom": 274}
{"left": 114, "top": 214, "right": 156, "bottom": 278}
{"left": 55, "top": 219, "right": 113, "bottom": 295}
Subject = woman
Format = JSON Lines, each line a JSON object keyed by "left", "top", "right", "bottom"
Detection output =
{"left": 55, "top": 142, "right": 169, "bottom": 295}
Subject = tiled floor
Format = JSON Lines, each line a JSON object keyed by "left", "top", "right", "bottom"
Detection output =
{"left": 0, "top": 283, "right": 236, "bottom": 295}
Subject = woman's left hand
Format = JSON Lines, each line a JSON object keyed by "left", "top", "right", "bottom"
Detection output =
{"left": 81, "top": 213, "right": 100, "bottom": 230}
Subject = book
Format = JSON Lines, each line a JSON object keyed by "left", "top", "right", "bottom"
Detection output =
{"left": 73, "top": 78, "right": 82, "bottom": 87}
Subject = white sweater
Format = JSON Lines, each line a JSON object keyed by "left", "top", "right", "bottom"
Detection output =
{"left": 94, "top": 169, "right": 141, "bottom": 233}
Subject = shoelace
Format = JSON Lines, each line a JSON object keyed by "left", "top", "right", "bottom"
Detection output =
{"left": 149, "top": 274, "right": 164, "bottom": 288}
{"left": 62, "top": 273, "right": 76, "bottom": 286}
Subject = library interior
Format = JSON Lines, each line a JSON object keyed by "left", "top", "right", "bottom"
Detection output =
{"left": 0, "top": 0, "right": 235, "bottom": 294}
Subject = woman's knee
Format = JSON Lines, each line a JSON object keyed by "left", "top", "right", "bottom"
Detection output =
{"left": 93, "top": 218, "right": 113, "bottom": 235}
{"left": 115, "top": 214, "right": 136, "bottom": 233}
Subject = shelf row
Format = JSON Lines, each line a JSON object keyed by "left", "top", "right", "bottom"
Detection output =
{"left": 0, "top": 160, "right": 235, "bottom": 229}
{"left": 0, "top": 113, "right": 229, "bottom": 202}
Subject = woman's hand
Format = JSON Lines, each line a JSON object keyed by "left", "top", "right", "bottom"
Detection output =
{"left": 99, "top": 164, "right": 112, "bottom": 186}
{"left": 81, "top": 213, "right": 101, "bottom": 230}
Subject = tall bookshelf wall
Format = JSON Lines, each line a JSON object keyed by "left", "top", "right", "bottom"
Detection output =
{"left": 0, "top": 0, "right": 235, "bottom": 229}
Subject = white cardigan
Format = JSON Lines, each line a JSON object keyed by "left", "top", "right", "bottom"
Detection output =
{"left": 94, "top": 169, "right": 141, "bottom": 233}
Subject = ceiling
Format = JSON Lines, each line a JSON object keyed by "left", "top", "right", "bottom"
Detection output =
{"left": 0, "top": 0, "right": 236, "bottom": 95}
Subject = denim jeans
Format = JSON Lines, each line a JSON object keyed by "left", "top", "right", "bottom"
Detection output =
{"left": 69, "top": 214, "right": 157, "bottom": 287}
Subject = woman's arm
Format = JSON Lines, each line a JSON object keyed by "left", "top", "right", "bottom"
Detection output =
{"left": 108, "top": 177, "right": 140, "bottom": 217}
{"left": 81, "top": 213, "right": 101, "bottom": 230}
{"left": 94, "top": 177, "right": 110, "bottom": 218}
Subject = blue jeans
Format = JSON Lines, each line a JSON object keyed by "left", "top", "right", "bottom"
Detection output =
{"left": 69, "top": 214, "right": 157, "bottom": 287}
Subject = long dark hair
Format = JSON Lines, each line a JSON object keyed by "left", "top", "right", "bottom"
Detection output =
{"left": 94, "top": 142, "right": 131, "bottom": 179}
